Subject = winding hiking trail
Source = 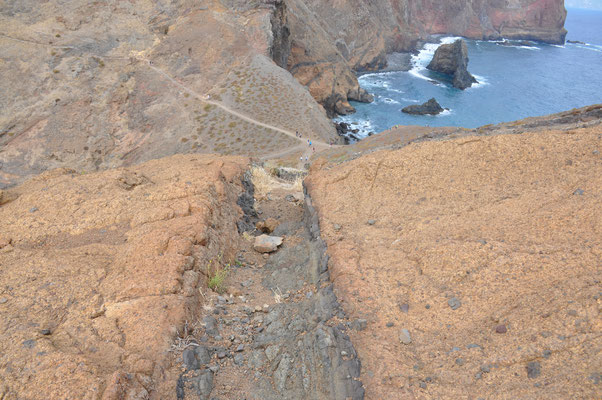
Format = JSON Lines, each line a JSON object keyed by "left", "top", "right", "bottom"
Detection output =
{"left": 145, "top": 60, "right": 329, "bottom": 145}
{"left": 1, "top": 30, "right": 337, "bottom": 167}
{"left": 142, "top": 59, "right": 340, "bottom": 166}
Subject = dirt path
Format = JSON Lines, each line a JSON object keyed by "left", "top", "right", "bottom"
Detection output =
{"left": 175, "top": 178, "right": 365, "bottom": 400}
{"left": 144, "top": 60, "right": 330, "bottom": 146}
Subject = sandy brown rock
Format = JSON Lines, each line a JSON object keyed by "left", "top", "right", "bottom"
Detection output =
{"left": 0, "top": 154, "right": 248, "bottom": 399}
{"left": 256, "top": 217, "right": 279, "bottom": 233}
{"left": 253, "top": 234, "right": 283, "bottom": 253}
{"left": 306, "top": 122, "right": 601, "bottom": 398}
{"left": 0, "top": 0, "right": 336, "bottom": 188}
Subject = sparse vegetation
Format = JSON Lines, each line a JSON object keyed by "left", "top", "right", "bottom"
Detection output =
{"left": 206, "top": 256, "right": 230, "bottom": 294}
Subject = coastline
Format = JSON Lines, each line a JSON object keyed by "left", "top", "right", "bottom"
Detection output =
{"left": 333, "top": 26, "right": 600, "bottom": 142}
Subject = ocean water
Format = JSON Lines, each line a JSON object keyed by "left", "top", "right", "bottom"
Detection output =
{"left": 336, "top": 8, "right": 602, "bottom": 138}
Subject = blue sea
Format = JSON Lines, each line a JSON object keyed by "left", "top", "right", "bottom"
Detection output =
{"left": 336, "top": 8, "right": 602, "bottom": 138}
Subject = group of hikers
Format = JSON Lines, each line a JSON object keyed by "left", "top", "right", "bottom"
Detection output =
{"left": 295, "top": 130, "right": 315, "bottom": 163}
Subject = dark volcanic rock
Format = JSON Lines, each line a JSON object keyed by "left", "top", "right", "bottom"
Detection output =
{"left": 402, "top": 98, "right": 445, "bottom": 115}
{"left": 347, "top": 87, "right": 374, "bottom": 103}
{"left": 427, "top": 39, "right": 477, "bottom": 90}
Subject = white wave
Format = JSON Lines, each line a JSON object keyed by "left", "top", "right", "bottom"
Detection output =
{"left": 498, "top": 44, "right": 541, "bottom": 50}
{"left": 517, "top": 45, "right": 541, "bottom": 50}
{"left": 437, "top": 109, "right": 452, "bottom": 117}
{"left": 358, "top": 71, "right": 402, "bottom": 81}
{"left": 400, "top": 97, "right": 420, "bottom": 103}
{"left": 333, "top": 116, "right": 375, "bottom": 140}
{"left": 574, "top": 44, "right": 602, "bottom": 53}
{"left": 408, "top": 68, "right": 431, "bottom": 81}
{"left": 550, "top": 44, "right": 565, "bottom": 48}
{"left": 408, "top": 36, "right": 463, "bottom": 82}
{"left": 468, "top": 74, "right": 489, "bottom": 89}
{"left": 383, "top": 97, "right": 400, "bottom": 104}
{"left": 387, "top": 88, "right": 405, "bottom": 94}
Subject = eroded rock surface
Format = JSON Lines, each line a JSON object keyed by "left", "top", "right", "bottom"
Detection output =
{"left": 306, "top": 117, "right": 601, "bottom": 398}
{"left": 1, "top": 0, "right": 568, "bottom": 184}
{"left": 402, "top": 98, "right": 445, "bottom": 115}
{"left": 427, "top": 39, "right": 477, "bottom": 89}
{"left": 0, "top": 154, "right": 248, "bottom": 399}
{"left": 283, "top": 0, "right": 566, "bottom": 114}
{"left": 0, "top": 0, "right": 337, "bottom": 188}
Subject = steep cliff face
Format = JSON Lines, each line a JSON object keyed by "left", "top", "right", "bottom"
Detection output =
{"left": 280, "top": 0, "right": 567, "bottom": 115}
{"left": 0, "top": 0, "right": 568, "bottom": 186}
{"left": 0, "top": 0, "right": 337, "bottom": 188}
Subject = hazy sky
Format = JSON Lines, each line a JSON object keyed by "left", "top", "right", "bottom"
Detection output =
{"left": 565, "top": 0, "right": 602, "bottom": 10}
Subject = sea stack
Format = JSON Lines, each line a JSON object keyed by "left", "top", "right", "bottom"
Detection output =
{"left": 427, "top": 39, "right": 477, "bottom": 90}
{"left": 402, "top": 98, "right": 445, "bottom": 115}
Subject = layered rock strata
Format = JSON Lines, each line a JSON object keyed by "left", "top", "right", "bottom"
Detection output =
{"left": 279, "top": 0, "right": 566, "bottom": 114}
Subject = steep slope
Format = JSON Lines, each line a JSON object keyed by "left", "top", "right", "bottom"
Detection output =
{"left": 304, "top": 107, "right": 601, "bottom": 398}
{"left": 0, "top": 0, "right": 568, "bottom": 186}
{"left": 0, "top": 0, "right": 337, "bottom": 188}
{"left": 0, "top": 154, "right": 248, "bottom": 399}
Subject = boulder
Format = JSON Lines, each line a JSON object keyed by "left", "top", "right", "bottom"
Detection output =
{"left": 347, "top": 87, "right": 374, "bottom": 103}
{"left": 427, "top": 39, "right": 477, "bottom": 90}
{"left": 335, "top": 99, "right": 356, "bottom": 115}
{"left": 256, "top": 218, "right": 279, "bottom": 234}
{"left": 254, "top": 235, "right": 283, "bottom": 253}
{"left": 402, "top": 98, "right": 445, "bottom": 115}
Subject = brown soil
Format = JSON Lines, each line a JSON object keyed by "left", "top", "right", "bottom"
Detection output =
{"left": 305, "top": 125, "right": 602, "bottom": 398}
{"left": 0, "top": 154, "right": 248, "bottom": 399}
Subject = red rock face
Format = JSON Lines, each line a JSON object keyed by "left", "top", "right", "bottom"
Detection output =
{"left": 284, "top": 0, "right": 567, "bottom": 115}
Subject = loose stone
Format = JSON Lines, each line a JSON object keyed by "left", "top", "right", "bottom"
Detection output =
{"left": 527, "top": 361, "right": 541, "bottom": 378}
{"left": 399, "top": 329, "right": 412, "bottom": 345}
{"left": 448, "top": 297, "right": 462, "bottom": 310}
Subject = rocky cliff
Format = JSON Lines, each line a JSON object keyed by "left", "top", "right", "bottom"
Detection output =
{"left": 279, "top": 0, "right": 567, "bottom": 115}
{"left": 0, "top": 0, "right": 338, "bottom": 188}
{"left": 0, "top": 0, "right": 568, "bottom": 186}
{"left": 427, "top": 39, "right": 478, "bottom": 89}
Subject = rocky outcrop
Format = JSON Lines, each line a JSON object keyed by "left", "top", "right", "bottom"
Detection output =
{"left": 0, "top": 154, "right": 249, "bottom": 399}
{"left": 0, "top": 0, "right": 337, "bottom": 188}
{"left": 305, "top": 110, "right": 601, "bottom": 399}
{"left": 0, "top": 0, "right": 569, "bottom": 186}
{"left": 280, "top": 0, "right": 566, "bottom": 114}
{"left": 427, "top": 40, "right": 477, "bottom": 89}
{"left": 402, "top": 98, "right": 445, "bottom": 115}
{"left": 347, "top": 87, "right": 374, "bottom": 103}
{"left": 269, "top": 0, "right": 291, "bottom": 69}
